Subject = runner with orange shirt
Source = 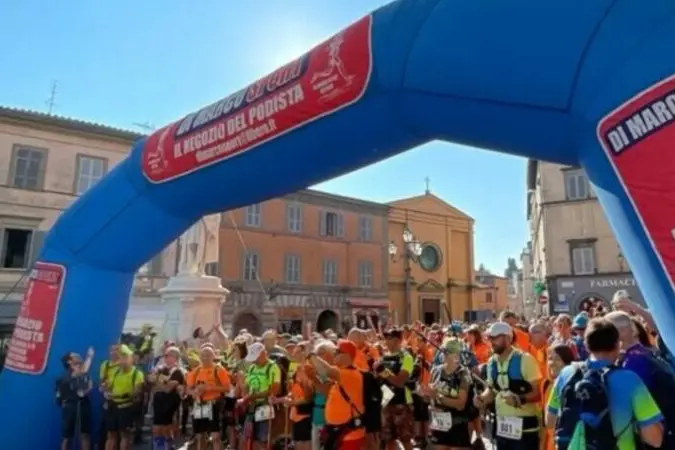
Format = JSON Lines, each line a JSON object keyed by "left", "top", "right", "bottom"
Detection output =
{"left": 308, "top": 339, "right": 366, "bottom": 450}
{"left": 465, "top": 325, "right": 491, "bottom": 365}
{"left": 527, "top": 323, "right": 549, "bottom": 384}
{"left": 347, "top": 327, "right": 381, "bottom": 449}
{"left": 185, "top": 345, "right": 232, "bottom": 450}
{"left": 501, "top": 311, "right": 530, "bottom": 351}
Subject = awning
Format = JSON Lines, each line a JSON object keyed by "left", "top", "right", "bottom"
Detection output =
{"left": 348, "top": 298, "right": 389, "bottom": 308}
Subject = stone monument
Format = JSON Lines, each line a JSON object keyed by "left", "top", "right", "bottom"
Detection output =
{"left": 160, "top": 214, "right": 228, "bottom": 343}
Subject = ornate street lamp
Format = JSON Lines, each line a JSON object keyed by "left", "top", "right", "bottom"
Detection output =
{"left": 389, "top": 225, "right": 423, "bottom": 263}
{"left": 388, "top": 224, "right": 423, "bottom": 324}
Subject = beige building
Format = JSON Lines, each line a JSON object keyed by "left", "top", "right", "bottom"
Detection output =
{"left": 520, "top": 243, "right": 536, "bottom": 318}
{"left": 526, "top": 160, "right": 640, "bottom": 315}
{"left": 0, "top": 107, "right": 180, "bottom": 345}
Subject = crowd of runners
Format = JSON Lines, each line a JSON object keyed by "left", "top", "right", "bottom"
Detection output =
{"left": 54, "top": 288, "right": 675, "bottom": 450}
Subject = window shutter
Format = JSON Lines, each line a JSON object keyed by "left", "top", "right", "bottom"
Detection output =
{"left": 297, "top": 255, "right": 302, "bottom": 282}
{"left": 337, "top": 213, "right": 344, "bottom": 238}
{"left": 149, "top": 254, "right": 163, "bottom": 276}
{"left": 319, "top": 209, "right": 326, "bottom": 236}
{"left": 572, "top": 249, "right": 582, "bottom": 274}
{"left": 286, "top": 203, "right": 292, "bottom": 231}
{"left": 578, "top": 176, "right": 588, "bottom": 198}
{"left": 28, "top": 230, "right": 46, "bottom": 268}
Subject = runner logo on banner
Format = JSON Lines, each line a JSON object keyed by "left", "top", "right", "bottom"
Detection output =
{"left": 4, "top": 262, "right": 66, "bottom": 375}
{"left": 142, "top": 15, "right": 373, "bottom": 183}
{"left": 597, "top": 74, "right": 675, "bottom": 294}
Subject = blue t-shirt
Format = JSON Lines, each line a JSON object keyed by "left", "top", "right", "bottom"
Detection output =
{"left": 547, "top": 359, "right": 663, "bottom": 450}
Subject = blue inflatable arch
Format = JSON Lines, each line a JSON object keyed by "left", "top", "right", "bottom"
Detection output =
{"left": 4, "top": 0, "right": 675, "bottom": 445}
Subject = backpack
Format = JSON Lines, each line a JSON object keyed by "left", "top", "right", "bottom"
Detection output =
{"left": 361, "top": 369, "right": 381, "bottom": 432}
{"left": 656, "top": 336, "right": 675, "bottom": 372}
{"left": 619, "top": 346, "right": 675, "bottom": 447}
{"left": 556, "top": 363, "right": 617, "bottom": 450}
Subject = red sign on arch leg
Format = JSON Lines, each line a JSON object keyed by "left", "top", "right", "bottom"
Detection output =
{"left": 142, "top": 15, "right": 373, "bottom": 183}
{"left": 4, "top": 262, "right": 66, "bottom": 375}
{"left": 597, "top": 74, "right": 675, "bottom": 295}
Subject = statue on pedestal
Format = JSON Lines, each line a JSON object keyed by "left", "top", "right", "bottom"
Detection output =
{"left": 177, "top": 214, "right": 221, "bottom": 276}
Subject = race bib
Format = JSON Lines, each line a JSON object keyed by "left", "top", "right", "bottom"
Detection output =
{"left": 381, "top": 385, "right": 395, "bottom": 407}
{"left": 193, "top": 402, "right": 213, "bottom": 420}
{"left": 496, "top": 416, "right": 523, "bottom": 440}
{"left": 254, "top": 405, "right": 275, "bottom": 422}
{"left": 430, "top": 410, "right": 453, "bottom": 431}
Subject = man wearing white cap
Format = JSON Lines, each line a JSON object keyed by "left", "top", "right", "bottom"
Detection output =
{"left": 474, "top": 322, "right": 543, "bottom": 450}
{"left": 241, "top": 343, "right": 282, "bottom": 449}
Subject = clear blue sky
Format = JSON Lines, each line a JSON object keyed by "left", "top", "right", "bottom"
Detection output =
{"left": 0, "top": 0, "right": 528, "bottom": 274}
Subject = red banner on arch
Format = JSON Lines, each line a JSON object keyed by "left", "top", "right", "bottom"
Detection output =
{"left": 142, "top": 15, "right": 373, "bottom": 183}
{"left": 597, "top": 74, "right": 675, "bottom": 294}
{"left": 4, "top": 262, "right": 66, "bottom": 375}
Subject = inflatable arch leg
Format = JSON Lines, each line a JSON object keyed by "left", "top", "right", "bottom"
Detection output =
{"left": 3, "top": 0, "right": 675, "bottom": 446}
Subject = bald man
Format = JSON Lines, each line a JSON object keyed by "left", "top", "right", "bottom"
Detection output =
{"left": 529, "top": 323, "right": 549, "bottom": 382}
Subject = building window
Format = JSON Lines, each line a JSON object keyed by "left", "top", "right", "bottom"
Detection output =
{"left": 287, "top": 203, "right": 303, "bottom": 233}
{"left": 570, "top": 242, "right": 596, "bottom": 275}
{"left": 243, "top": 252, "right": 259, "bottom": 281}
{"left": 358, "top": 261, "right": 373, "bottom": 288}
{"left": 75, "top": 155, "right": 107, "bottom": 195}
{"left": 10, "top": 146, "right": 46, "bottom": 190}
{"left": 320, "top": 210, "right": 344, "bottom": 237}
{"left": 564, "top": 169, "right": 591, "bottom": 201}
{"left": 205, "top": 262, "right": 219, "bottom": 277}
{"left": 284, "top": 254, "right": 301, "bottom": 284}
{"left": 245, "top": 204, "right": 262, "bottom": 227}
{"left": 419, "top": 243, "right": 442, "bottom": 272}
{"left": 486, "top": 292, "right": 493, "bottom": 303}
{"left": 323, "top": 259, "right": 338, "bottom": 285}
{"left": 1, "top": 229, "right": 33, "bottom": 269}
{"left": 358, "top": 215, "right": 372, "bottom": 241}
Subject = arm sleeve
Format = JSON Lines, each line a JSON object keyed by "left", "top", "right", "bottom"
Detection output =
{"left": 630, "top": 375, "right": 664, "bottom": 427}
{"left": 547, "top": 370, "right": 567, "bottom": 415}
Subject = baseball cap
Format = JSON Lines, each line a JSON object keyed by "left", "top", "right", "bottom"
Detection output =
{"left": 336, "top": 339, "right": 357, "bottom": 360}
{"left": 245, "top": 342, "right": 265, "bottom": 363}
{"left": 487, "top": 322, "right": 512, "bottom": 338}
{"left": 613, "top": 289, "right": 631, "bottom": 302}
{"left": 572, "top": 314, "right": 588, "bottom": 329}
{"left": 443, "top": 337, "right": 463, "bottom": 354}
{"left": 119, "top": 345, "right": 133, "bottom": 357}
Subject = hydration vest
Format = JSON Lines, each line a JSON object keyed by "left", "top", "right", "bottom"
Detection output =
{"left": 487, "top": 350, "right": 532, "bottom": 396}
{"left": 430, "top": 366, "right": 473, "bottom": 422}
